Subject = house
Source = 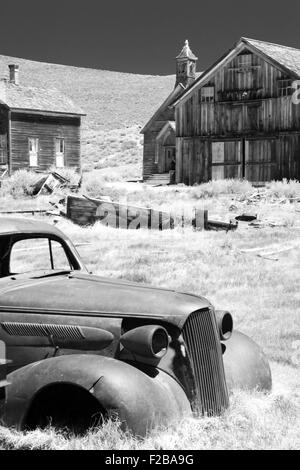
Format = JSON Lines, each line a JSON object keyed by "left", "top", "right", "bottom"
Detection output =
{"left": 0, "top": 64, "right": 85, "bottom": 174}
{"left": 142, "top": 37, "right": 300, "bottom": 184}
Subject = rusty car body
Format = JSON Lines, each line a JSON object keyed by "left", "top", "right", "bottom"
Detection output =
{"left": 0, "top": 217, "right": 272, "bottom": 435}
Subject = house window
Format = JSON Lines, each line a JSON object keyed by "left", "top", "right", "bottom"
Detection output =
{"left": 200, "top": 86, "right": 215, "bottom": 102}
{"left": 28, "top": 137, "right": 38, "bottom": 167}
{"left": 55, "top": 138, "right": 65, "bottom": 168}
{"left": 278, "top": 79, "right": 293, "bottom": 97}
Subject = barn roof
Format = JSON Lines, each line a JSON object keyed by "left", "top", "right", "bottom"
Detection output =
{"left": 243, "top": 37, "right": 300, "bottom": 77}
{"left": 172, "top": 37, "right": 300, "bottom": 107}
{"left": 0, "top": 81, "right": 85, "bottom": 116}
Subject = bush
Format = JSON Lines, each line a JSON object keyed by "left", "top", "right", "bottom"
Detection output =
{"left": 266, "top": 179, "right": 300, "bottom": 199}
{"left": 190, "top": 179, "right": 253, "bottom": 199}
{"left": 0, "top": 170, "right": 39, "bottom": 198}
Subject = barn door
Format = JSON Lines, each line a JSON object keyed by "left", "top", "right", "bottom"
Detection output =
{"left": 211, "top": 141, "right": 242, "bottom": 179}
{"left": 245, "top": 139, "right": 276, "bottom": 182}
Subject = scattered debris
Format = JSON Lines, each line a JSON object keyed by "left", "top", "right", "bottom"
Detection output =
{"left": 236, "top": 188, "right": 300, "bottom": 205}
{"left": 0, "top": 209, "right": 48, "bottom": 215}
{"left": 235, "top": 213, "right": 257, "bottom": 222}
{"left": 239, "top": 239, "right": 300, "bottom": 260}
{"left": 0, "top": 167, "right": 8, "bottom": 182}
{"left": 35, "top": 172, "right": 69, "bottom": 196}
{"left": 31, "top": 171, "right": 82, "bottom": 196}
{"left": 65, "top": 196, "right": 238, "bottom": 231}
{"left": 66, "top": 195, "right": 174, "bottom": 229}
{"left": 205, "top": 219, "right": 238, "bottom": 232}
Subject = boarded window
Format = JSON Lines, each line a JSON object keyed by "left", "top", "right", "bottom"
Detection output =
{"left": 212, "top": 142, "right": 225, "bottom": 164}
{"left": 200, "top": 86, "right": 215, "bottom": 102}
{"left": 0, "top": 134, "right": 7, "bottom": 164}
{"left": 55, "top": 138, "right": 65, "bottom": 168}
{"left": 278, "top": 79, "right": 293, "bottom": 97}
{"left": 28, "top": 137, "right": 38, "bottom": 167}
{"left": 211, "top": 141, "right": 241, "bottom": 179}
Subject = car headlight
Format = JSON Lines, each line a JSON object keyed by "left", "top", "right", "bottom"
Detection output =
{"left": 120, "top": 325, "right": 169, "bottom": 360}
{"left": 215, "top": 310, "right": 233, "bottom": 341}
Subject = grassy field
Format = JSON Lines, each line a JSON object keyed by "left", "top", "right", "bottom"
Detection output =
{"left": 0, "top": 180, "right": 299, "bottom": 449}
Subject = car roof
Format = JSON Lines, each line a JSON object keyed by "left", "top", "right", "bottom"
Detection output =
{"left": 0, "top": 216, "right": 67, "bottom": 238}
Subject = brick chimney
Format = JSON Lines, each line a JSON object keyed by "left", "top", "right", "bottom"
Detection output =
{"left": 8, "top": 64, "right": 19, "bottom": 85}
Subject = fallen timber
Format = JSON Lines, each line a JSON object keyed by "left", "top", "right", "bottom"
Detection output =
{"left": 66, "top": 195, "right": 238, "bottom": 231}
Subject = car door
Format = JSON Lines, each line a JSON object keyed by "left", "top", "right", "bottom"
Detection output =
{"left": 0, "top": 236, "right": 73, "bottom": 372}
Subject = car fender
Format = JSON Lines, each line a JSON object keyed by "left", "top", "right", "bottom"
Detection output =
{"left": 3, "top": 354, "right": 192, "bottom": 435}
{"left": 222, "top": 330, "right": 272, "bottom": 392}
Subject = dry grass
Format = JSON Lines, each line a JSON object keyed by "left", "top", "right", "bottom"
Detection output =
{"left": 0, "top": 182, "right": 299, "bottom": 449}
{"left": 81, "top": 125, "right": 143, "bottom": 175}
{"left": 0, "top": 364, "right": 299, "bottom": 450}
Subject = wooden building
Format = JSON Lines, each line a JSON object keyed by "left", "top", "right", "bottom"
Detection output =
{"left": 141, "top": 40, "right": 200, "bottom": 184}
{"left": 142, "top": 37, "right": 300, "bottom": 184}
{"left": 0, "top": 65, "right": 85, "bottom": 174}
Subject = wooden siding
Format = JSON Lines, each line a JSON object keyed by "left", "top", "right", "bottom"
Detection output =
{"left": 177, "top": 135, "right": 300, "bottom": 185}
{"left": 10, "top": 112, "right": 81, "bottom": 172}
{"left": 143, "top": 101, "right": 175, "bottom": 179}
{"left": 0, "top": 107, "right": 8, "bottom": 165}
{"left": 177, "top": 97, "right": 300, "bottom": 137}
{"left": 176, "top": 48, "right": 300, "bottom": 183}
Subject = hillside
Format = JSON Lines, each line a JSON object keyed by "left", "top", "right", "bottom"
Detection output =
{"left": 0, "top": 54, "right": 175, "bottom": 132}
{"left": 0, "top": 54, "right": 176, "bottom": 176}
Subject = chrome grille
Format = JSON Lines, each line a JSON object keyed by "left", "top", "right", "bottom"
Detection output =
{"left": 182, "top": 309, "right": 229, "bottom": 415}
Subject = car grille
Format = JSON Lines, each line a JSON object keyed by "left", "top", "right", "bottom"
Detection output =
{"left": 182, "top": 309, "right": 229, "bottom": 415}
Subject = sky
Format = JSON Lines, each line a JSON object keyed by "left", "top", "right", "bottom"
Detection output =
{"left": 1, "top": 0, "right": 300, "bottom": 75}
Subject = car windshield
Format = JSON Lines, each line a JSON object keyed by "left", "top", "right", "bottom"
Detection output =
{"left": 6, "top": 237, "right": 73, "bottom": 276}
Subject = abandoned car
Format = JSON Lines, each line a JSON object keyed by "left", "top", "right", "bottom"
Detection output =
{"left": 0, "top": 217, "right": 272, "bottom": 435}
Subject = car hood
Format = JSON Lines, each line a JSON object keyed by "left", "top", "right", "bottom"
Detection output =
{"left": 0, "top": 271, "right": 211, "bottom": 328}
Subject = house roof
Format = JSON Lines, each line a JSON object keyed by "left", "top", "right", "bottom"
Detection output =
{"left": 0, "top": 81, "right": 85, "bottom": 116}
{"left": 176, "top": 40, "right": 198, "bottom": 61}
{"left": 172, "top": 37, "right": 300, "bottom": 107}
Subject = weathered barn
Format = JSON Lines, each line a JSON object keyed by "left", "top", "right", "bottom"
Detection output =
{"left": 142, "top": 37, "right": 300, "bottom": 184}
{"left": 0, "top": 65, "right": 85, "bottom": 174}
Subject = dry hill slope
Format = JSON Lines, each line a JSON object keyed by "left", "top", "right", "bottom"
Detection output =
{"left": 0, "top": 54, "right": 175, "bottom": 132}
{"left": 0, "top": 54, "right": 176, "bottom": 176}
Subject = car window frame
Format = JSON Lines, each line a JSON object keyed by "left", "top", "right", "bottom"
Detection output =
{"left": 8, "top": 233, "right": 82, "bottom": 275}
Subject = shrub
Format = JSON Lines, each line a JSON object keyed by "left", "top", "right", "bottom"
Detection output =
{"left": 190, "top": 179, "right": 253, "bottom": 199}
{"left": 0, "top": 170, "right": 39, "bottom": 198}
{"left": 48, "top": 166, "right": 81, "bottom": 187}
{"left": 266, "top": 179, "right": 300, "bottom": 199}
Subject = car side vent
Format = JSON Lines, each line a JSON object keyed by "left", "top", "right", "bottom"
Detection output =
{"left": 1, "top": 322, "right": 84, "bottom": 340}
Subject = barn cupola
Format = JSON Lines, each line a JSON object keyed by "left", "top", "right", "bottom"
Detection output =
{"left": 175, "top": 39, "right": 198, "bottom": 88}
